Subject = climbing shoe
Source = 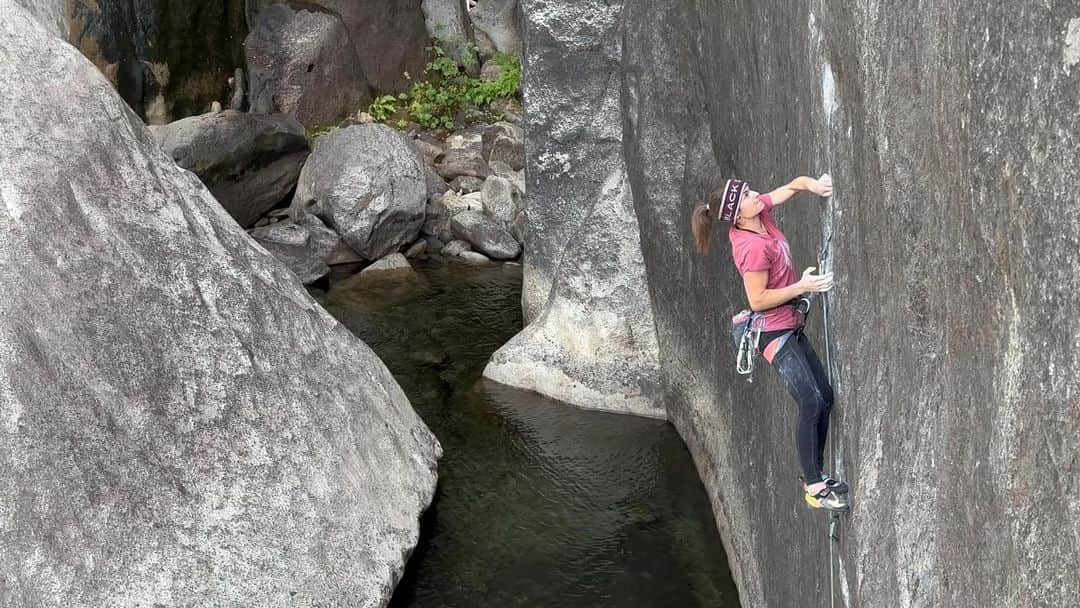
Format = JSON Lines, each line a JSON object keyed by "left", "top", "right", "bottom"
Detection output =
{"left": 803, "top": 486, "right": 849, "bottom": 512}
{"left": 821, "top": 474, "right": 849, "bottom": 495}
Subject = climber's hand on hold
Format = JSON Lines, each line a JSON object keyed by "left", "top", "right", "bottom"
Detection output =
{"left": 797, "top": 266, "right": 834, "bottom": 293}
{"left": 809, "top": 173, "right": 833, "bottom": 197}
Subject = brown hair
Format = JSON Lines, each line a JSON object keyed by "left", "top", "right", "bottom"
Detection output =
{"left": 691, "top": 184, "right": 726, "bottom": 254}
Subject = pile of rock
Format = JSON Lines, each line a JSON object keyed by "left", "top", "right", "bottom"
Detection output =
{"left": 211, "top": 114, "right": 527, "bottom": 286}
{"left": 136, "top": 0, "right": 526, "bottom": 288}
{"left": 421, "top": 121, "right": 525, "bottom": 265}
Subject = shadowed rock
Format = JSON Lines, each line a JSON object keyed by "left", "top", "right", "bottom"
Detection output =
{"left": 246, "top": 0, "right": 428, "bottom": 92}
{"left": 245, "top": 4, "right": 372, "bottom": 129}
{"left": 151, "top": 110, "right": 310, "bottom": 227}
{"left": 0, "top": 6, "right": 440, "bottom": 605}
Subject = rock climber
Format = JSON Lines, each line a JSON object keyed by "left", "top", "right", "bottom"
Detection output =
{"left": 690, "top": 175, "right": 849, "bottom": 511}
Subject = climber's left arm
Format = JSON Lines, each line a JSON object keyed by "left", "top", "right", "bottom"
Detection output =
{"left": 767, "top": 175, "right": 833, "bottom": 207}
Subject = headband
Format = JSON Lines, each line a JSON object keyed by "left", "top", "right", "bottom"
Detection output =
{"left": 719, "top": 179, "right": 747, "bottom": 223}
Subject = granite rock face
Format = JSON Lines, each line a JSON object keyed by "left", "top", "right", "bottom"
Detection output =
{"left": 245, "top": 4, "right": 372, "bottom": 129}
{"left": 470, "top": 0, "right": 521, "bottom": 57}
{"left": 246, "top": 0, "right": 429, "bottom": 92}
{"left": 67, "top": 0, "right": 248, "bottom": 122}
{"left": 508, "top": 0, "right": 1080, "bottom": 606}
{"left": 484, "top": 0, "right": 664, "bottom": 418}
{"left": 151, "top": 110, "right": 310, "bottom": 227}
{"left": 291, "top": 124, "right": 427, "bottom": 261}
{"left": 422, "top": 0, "right": 478, "bottom": 72}
{"left": 0, "top": 7, "right": 440, "bottom": 606}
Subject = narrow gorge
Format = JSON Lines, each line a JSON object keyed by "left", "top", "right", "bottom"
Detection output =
{"left": 3, "top": 0, "right": 1079, "bottom": 607}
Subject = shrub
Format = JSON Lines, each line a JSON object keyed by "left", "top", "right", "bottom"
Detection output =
{"left": 367, "top": 40, "right": 522, "bottom": 132}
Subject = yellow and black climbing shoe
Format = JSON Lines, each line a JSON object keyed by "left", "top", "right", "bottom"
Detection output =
{"left": 804, "top": 487, "right": 849, "bottom": 512}
{"left": 821, "top": 474, "right": 849, "bottom": 494}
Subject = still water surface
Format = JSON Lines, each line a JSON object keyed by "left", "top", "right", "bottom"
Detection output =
{"left": 317, "top": 259, "right": 740, "bottom": 608}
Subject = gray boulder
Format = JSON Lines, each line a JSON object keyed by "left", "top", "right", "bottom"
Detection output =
{"left": 482, "top": 121, "right": 525, "bottom": 170}
{"left": 440, "top": 239, "right": 472, "bottom": 256}
{"left": 0, "top": 7, "right": 440, "bottom": 606}
{"left": 480, "top": 175, "right": 523, "bottom": 223}
{"left": 255, "top": 240, "right": 330, "bottom": 285}
{"left": 469, "top": 0, "right": 521, "bottom": 57}
{"left": 436, "top": 146, "right": 491, "bottom": 180}
{"left": 151, "top": 110, "right": 310, "bottom": 227}
{"left": 361, "top": 253, "right": 413, "bottom": 275}
{"left": 451, "top": 174, "right": 485, "bottom": 193}
{"left": 457, "top": 250, "right": 491, "bottom": 264}
{"left": 250, "top": 216, "right": 343, "bottom": 282}
{"left": 291, "top": 124, "right": 427, "bottom": 261}
{"left": 245, "top": 4, "right": 372, "bottom": 130}
{"left": 246, "top": 0, "right": 428, "bottom": 92}
{"left": 13, "top": 0, "right": 65, "bottom": 37}
{"left": 424, "top": 164, "right": 451, "bottom": 199}
{"left": 450, "top": 210, "right": 521, "bottom": 260}
{"left": 421, "top": 0, "right": 478, "bottom": 72}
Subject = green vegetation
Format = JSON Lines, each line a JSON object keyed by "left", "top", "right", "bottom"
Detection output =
{"left": 368, "top": 41, "right": 522, "bottom": 132}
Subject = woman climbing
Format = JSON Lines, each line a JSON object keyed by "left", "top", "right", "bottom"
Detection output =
{"left": 691, "top": 175, "right": 849, "bottom": 511}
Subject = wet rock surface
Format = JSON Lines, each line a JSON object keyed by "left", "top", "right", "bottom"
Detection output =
{"left": 151, "top": 110, "right": 310, "bottom": 227}
{"left": 67, "top": 0, "right": 247, "bottom": 122}
{"left": 0, "top": 6, "right": 440, "bottom": 606}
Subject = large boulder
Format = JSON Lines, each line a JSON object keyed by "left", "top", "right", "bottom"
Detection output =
{"left": 246, "top": 0, "right": 428, "bottom": 92}
{"left": 450, "top": 210, "right": 521, "bottom": 259}
{"left": 291, "top": 124, "right": 427, "bottom": 260}
{"left": 0, "top": 5, "right": 440, "bottom": 606}
{"left": 469, "top": 0, "right": 521, "bottom": 57}
{"left": 151, "top": 110, "right": 310, "bottom": 227}
{"left": 67, "top": 0, "right": 248, "bottom": 123}
{"left": 13, "top": 0, "right": 65, "bottom": 37}
{"left": 245, "top": 4, "right": 372, "bottom": 130}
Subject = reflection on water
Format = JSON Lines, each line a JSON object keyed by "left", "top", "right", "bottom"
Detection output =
{"left": 317, "top": 259, "right": 740, "bottom": 608}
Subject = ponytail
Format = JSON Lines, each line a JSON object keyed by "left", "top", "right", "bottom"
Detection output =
{"left": 691, "top": 204, "right": 714, "bottom": 254}
{"left": 692, "top": 184, "right": 727, "bottom": 254}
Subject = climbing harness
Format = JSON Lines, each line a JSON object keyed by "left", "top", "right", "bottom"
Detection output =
{"left": 730, "top": 295, "right": 815, "bottom": 382}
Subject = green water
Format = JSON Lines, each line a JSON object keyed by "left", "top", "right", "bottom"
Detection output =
{"left": 317, "top": 259, "right": 740, "bottom": 608}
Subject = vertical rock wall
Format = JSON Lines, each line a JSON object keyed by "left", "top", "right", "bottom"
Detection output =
{"left": 68, "top": 0, "right": 248, "bottom": 123}
{"left": 484, "top": 0, "right": 664, "bottom": 418}
{"left": 513, "top": 0, "right": 1080, "bottom": 606}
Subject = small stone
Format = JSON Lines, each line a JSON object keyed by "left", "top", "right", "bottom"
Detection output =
{"left": 450, "top": 175, "right": 485, "bottom": 193}
{"left": 404, "top": 240, "right": 427, "bottom": 258}
{"left": 210, "top": 101, "right": 223, "bottom": 113}
{"left": 450, "top": 210, "right": 521, "bottom": 260}
{"left": 457, "top": 251, "right": 490, "bottom": 264}
{"left": 481, "top": 175, "right": 522, "bottom": 223}
{"left": 361, "top": 252, "right": 413, "bottom": 274}
{"left": 358, "top": 111, "right": 375, "bottom": 124}
{"left": 250, "top": 220, "right": 310, "bottom": 246}
{"left": 440, "top": 239, "right": 472, "bottom": 256}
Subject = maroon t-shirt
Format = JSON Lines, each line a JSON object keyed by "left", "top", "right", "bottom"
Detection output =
{"left": 728, "top": 194, "right": 803, "bottom": 331}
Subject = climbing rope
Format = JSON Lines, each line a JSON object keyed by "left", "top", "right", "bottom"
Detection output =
{"left": 819, "top": 182, "right": 841, "bottom": 608}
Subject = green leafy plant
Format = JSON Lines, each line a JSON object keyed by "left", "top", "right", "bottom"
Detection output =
{"left": 366, "top": 40, "right": 522, "bottom": 132}
{"left": 369, "top": 94, "right": 398, "bottom": 122}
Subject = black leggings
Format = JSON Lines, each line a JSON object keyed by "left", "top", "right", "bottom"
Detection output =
{"left": 764, "top": 329, "right": 834, "bottom": 483}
